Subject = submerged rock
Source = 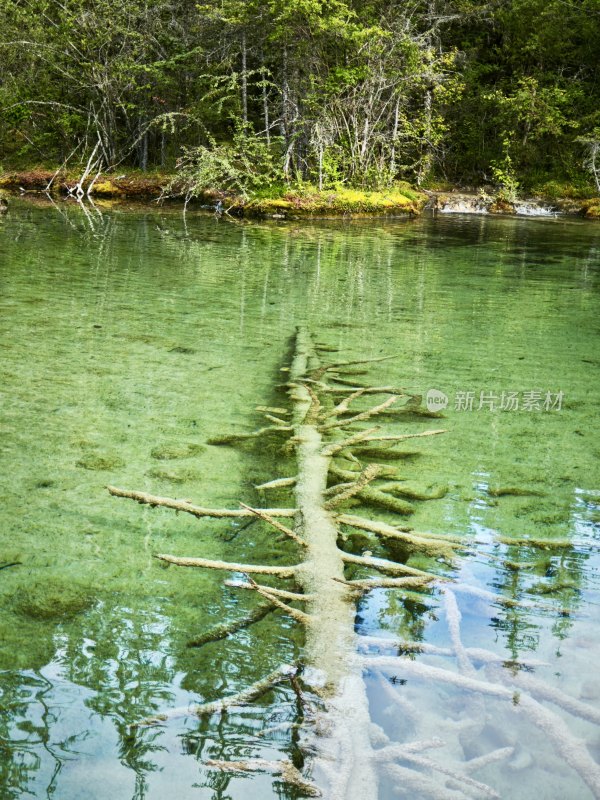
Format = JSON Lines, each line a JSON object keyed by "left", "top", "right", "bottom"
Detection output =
{"left": 488, "top": 198, "right": 515, "bottom": 214}
{"left": 13, "top": 579, "right": 95, "bottom": 621}
{"left": 146, "top": 466, "right": 202, "bottom": 483}
{"left": 76, "top": 453, "right": 125, "bottom": 470}
{"left": 434, "top": 192, "right": 561, "bottom": 217}
{"left": 150, "top": 442, "right": 205, "bottom": 460}
{"left": 437, "top": 193, "right": 490, "bottom": 215}
{"left": 34, "top": 478, "right": 56, "bottom": 489}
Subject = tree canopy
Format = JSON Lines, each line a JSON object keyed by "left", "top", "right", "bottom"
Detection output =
{"left": 1, "top": 0, "right": 598, "bottom": 191}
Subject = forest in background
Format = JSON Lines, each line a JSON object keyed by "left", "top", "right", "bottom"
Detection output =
{"left": 1, "top": 0, "right": 599, "bottom": 199}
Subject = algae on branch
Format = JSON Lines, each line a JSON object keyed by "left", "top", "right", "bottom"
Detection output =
{"left": 488, "top": 486, "right": 545, "bottom": 497}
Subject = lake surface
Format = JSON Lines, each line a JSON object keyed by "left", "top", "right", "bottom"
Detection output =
{"left": 1, "top": 199, "right": 599, "bottom": 799}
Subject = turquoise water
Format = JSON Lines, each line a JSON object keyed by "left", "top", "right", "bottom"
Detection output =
{"left": 1, "top": 198, "right": 599, "bottom": 799}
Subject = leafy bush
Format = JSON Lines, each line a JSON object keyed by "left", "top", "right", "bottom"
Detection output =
{"left": 169, "top": 126, "right": 283, "bottom": 202}
{"left": 490, "top": 138, "right": 520, "bottom": 203}
{"left": 532, "top": 179, "right": 595, "bottom": 201}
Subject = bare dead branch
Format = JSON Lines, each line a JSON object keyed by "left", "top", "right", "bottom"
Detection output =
{"left": 255, "top": 476, "right": 297, "bottom": 491}
{"left": 338, "top": 514, "right": 462, "bottom": 543}
{"left": 376, "top": 480, "right": 448, "bottom": 501}
{"left": 380, "top": 750, "right": 500, "bottom": 799}
{"left": 383, "top": 762, "right": 468, "bottom": 800}
{"left": 324, "top": 465, "right": 384, "bottom": 509}
{"left": 322, "top": 426, "right": 381, "bottom": 456}
{"left": 107, "top": 486, "right": 295, "bottom": 519}
{"left": 361, "top": 429, "right": 447, "bottom": 444}
{"left": 490, "top": 665, "right": 600, "bottom": 727}
{"left": 322, "top": 385, "right": 412, "bottom": 397}
{"left": 310, "top": 353, "right": 399, "bottom": 381}
{"left": 239, "top": 502, "right": 306, "bottom": 546}
{"left": 442, "top": 587, "right": 476, "bottom": 677}
{"left": 340, "top": 550, "right": 436, "bottom": 578}
{"left": 330, "top": 388, "right": 369, "bottom": 416}
{"left": 350, "top": 484, "right": 415, "bottom": 515}
{"left": 225, "top": 580, "right": 313, "bottom": 602}
{"left": 136, "top": 665, "right": 297, "bottom": 726}
{"left": 253, "top": 585, "right": 312, "bottom": 624}
{"left": 156, "top": 553, "right": 297, "bottom": 577}
{"left": 334, "top": 576, "right": 434, "bottom": 591}
{"left": 206, "top": 759, "right": 321, "bottom": 797}
{"left": 369, "top": 656, "right": 600, "bottom": 798}
{"left": 359, "top": 636, "right": 549, "bottom": 669}
{"left": 321, "top": 395, "right": 398, "bottom": 431}
{"left": 463, "top": 748, "right": 515, "bottom": 774}
{"left": 303, "top": 384, "right": 322, "bottom": 425}
{"left": 337, "top": 514, "right": 460, "bottom": 558}
{"left": 324, "top": 480, "right": 355, "bottom": 497}
{"left": 264, "top": 413, "right": 290, "bottom": 426}
{"left": 207, "top": 424, "right": 293, "bottom": 445}
{"left": 254, "top": 477, "right": 296, "bottom": 491}
{"left": 256, "top": 405, "right": 290, "bottom": 415}
{"left": 187, "top": 602, "right": 275, "bottom": 648}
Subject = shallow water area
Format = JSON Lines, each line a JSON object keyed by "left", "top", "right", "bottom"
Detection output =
{"left": 1, "top": 199, "right": 599, "bottom": 799}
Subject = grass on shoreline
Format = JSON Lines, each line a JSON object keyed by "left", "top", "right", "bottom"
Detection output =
{"left": 0, "top": 167, "right": 426, "bottom": 217}
{"left": 1, "top": 166, "right": 598, "bottom": 218}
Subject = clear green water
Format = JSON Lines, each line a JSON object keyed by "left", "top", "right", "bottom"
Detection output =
{"left": 1, "top": 199, "right": 599, "bottom": 799}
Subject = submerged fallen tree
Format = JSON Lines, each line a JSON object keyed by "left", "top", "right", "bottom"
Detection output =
{"left": 108, "top": 329, "right": 600, "bottom": 800}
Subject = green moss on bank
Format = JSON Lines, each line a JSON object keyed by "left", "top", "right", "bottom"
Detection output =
{"left": 0, "top": 168, "right": 426, "bottom": 217}
{"left": 239, "top": 183, "right": 426, "bottom": 217}
{"left": 3, "top": 167, "right": 599, "bottom": 219}
{"left": 581, "top": 199, "right": 600, "bottom": 219}
{"left": 0, "top": 168, "right": 167, "bottom": 198}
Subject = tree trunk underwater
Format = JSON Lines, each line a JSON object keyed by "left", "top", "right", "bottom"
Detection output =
{"left": 109, "top": 328, "right": 600, "bottom": 800}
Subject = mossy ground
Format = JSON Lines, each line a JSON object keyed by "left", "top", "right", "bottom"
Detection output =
{"left": 1, "top": 166, "right": 598, "bottom": 219}
{"left": 0, "top": 167, "right": 167, "bottom": 197}
{"left": 238, "top": 183, "right": 427, "bottom": 217}
{"left": 581, "top": 199, "right": 600, "bottom": 219}
{"left": 0, "top": 168, "right": 426, "bottom": 217}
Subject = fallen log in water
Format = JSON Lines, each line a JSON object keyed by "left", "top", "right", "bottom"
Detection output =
{"left": 109, "top": 328, "right": 599, "bottom": 800}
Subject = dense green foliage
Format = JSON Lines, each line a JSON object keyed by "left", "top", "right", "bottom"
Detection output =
{"left": 1, "top": 0, "right": 599, "bottom": 193}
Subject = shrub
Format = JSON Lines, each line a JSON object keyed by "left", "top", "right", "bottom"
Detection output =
{"left": 168, "top": 126, "right": 284, "bottom": 202}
